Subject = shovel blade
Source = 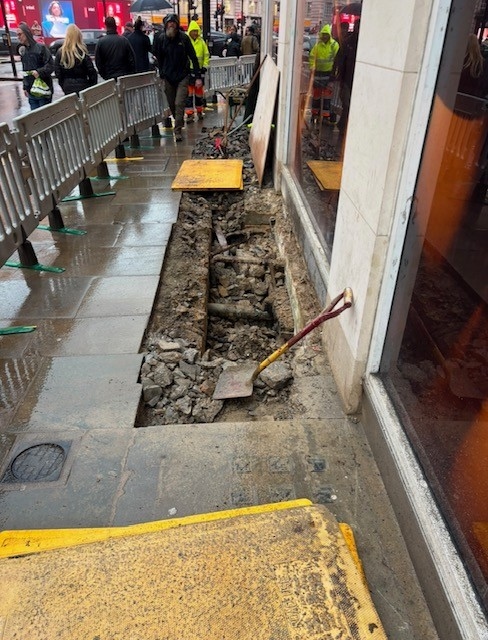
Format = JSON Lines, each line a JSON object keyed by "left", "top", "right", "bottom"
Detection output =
{"left": 213, "top": 362, "right": 258, "bottom": 400}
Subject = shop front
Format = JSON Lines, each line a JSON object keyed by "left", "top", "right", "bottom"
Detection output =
{"left": 273, "top": 0, "right": 488, "bottom": 637}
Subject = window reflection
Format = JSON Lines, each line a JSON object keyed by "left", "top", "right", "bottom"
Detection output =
{"left": 386, "top": 16, "right": 488, "bottom": 613}
{"left": 291, "top": 6, "right": 360, "bottom": 260}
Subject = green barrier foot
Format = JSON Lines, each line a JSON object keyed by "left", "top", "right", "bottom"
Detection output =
{"left": 90, "top": 175, "right": 129, "bottom": 181}
{"left": 62, "top": 191, "right": 116, "bottom": 202}
{"left": 37, "top": 225, "right": 87, "bottom": 236}
{"left": 0, "top": 325, "right": 37, "bottom": 335}
{"left": 5, "top": 261, "right": 65, "bottom": 273}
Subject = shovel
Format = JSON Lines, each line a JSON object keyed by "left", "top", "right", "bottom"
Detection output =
{"left": 213, "top": 287, "right": 353, "bottom": 400}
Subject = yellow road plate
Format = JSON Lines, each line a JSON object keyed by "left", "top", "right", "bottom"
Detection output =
{"left": 172, "top": 159, "right": 244, "bottom": 191}
{"left": 307, "top": 160, "right": 343, "bottom": 191}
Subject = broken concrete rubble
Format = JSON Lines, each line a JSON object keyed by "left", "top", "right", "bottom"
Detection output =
{"left": 136, "top": 127, "right": 328, "bottom": 426}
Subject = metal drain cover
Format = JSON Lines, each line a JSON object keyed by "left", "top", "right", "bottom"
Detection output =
{"left": 3, "top": 443, "right": 66, "bottom": 483}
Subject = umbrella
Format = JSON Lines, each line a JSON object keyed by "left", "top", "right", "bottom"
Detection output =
{"left": 130, "top": 0, "right": 172, "bottom": 12}
{"left": 339, "top": 2, "right": 362, "bottom": 16}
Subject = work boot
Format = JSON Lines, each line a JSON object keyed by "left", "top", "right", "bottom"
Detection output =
{"left": 186, "top": 115, "right": 195, "bottom": 123}
{"left": 174, "top": 128, "right": 182, "bottom": 142}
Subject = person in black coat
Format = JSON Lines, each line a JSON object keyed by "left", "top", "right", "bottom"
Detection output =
{"left": 16, "top": 22, "right": 54, "bottom": 110}
{"left": 95, "top": 16, "right": 136, "bottom": 80}
{"left": 54, "top": 24, "right": 98, "bottom": 95}
{"left": 127, "top": 17, "right": 152, "bottom": 73}
{"left": 224, "top": 26, "right": 241, "bottom": 57}
{"left": 153, "top": 13, "right": 201, "bottom": 141}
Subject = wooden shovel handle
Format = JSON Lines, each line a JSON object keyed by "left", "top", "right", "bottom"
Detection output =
{"left": 255, "top": 288, "right": 353, "bottom": 376}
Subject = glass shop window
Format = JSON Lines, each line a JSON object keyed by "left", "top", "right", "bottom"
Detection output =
{"left": 290, "top": 2, "right": 360, "bottom": 261}
{"left": 382, "top": 1, "right": 488, "bottom": 614}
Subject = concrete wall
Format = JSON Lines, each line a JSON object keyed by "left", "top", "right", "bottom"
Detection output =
{"left": 321, "top": 0, "right": 435, "bottom": 412}
{"left": 273, "top": 0, "right": 439, "bottom": 412}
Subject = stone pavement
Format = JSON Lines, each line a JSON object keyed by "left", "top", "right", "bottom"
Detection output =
{"left": 0, "top": 102, "right": 439, "bottom": 639}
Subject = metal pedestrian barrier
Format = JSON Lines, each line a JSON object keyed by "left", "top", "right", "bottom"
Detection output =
{"left": 239, "top": 55, "right": 257, "bottom": 85}
{"left": 0, "top": 64, "right": 250, "bottom": 274}
{"left": 80, "top": 79, "right": 125, "bottom": 176}
{"left": 13, "top": 94, "right": 92, "bottom": 230}
{"left": 0, "top": 123, "right": 38, "bottom": 268}
{"left": 118, "top": 71, "right": 164, "bottom": 145}
{"left": 207, "top": 57, "right": 240, "bottom": 93}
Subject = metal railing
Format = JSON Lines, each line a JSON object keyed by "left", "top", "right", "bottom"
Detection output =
{"left": 207, "top": 57, "right": 240, "bottom": 93}
{"left": 118, "top": 71, "right": 164, "bottom": 142}
{"left": 238, "top": 55, "right": 257, "bottom": 84}
{"left": 0, "top": 61, "right": 249, "bottom": 273}
{"left": 80, "top": 79, "right": 125, "bottom": 168}
{"left": 0, "top": 123, "right": 38, "bottom": 267}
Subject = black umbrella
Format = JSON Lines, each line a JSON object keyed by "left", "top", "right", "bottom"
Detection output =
{"left": 339, "top": 2, "right": 362, "bottom": 15}
{"left": 130, "top": 0, "right": 172, "bottom": 12}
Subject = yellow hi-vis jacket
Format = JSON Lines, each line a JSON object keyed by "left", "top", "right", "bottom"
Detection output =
{"left": 188, "top": 20, "right": 210, "bottom": 70}
{"left": 309, "top": 24, "right": 339, "bottom": 73}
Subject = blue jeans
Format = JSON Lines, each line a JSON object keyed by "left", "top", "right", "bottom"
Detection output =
{"left": 28, "top": 95, "right": 52, "bottom": 110}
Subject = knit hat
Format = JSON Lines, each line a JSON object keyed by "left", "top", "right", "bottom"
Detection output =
{"left": 163, "top": 13, "right": 179, "bottom": 27}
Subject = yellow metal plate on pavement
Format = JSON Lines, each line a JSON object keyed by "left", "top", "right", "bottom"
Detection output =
{"left": 172, "top": 159, "right": 244, "bottom": 191}
{"left": 0, "top": 503, "right": 385, "bottom": 639}
{"left": 307, "top": 160, "right": 343, "bottom": 191}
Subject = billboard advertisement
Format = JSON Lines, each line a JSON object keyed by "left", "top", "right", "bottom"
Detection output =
{"left": 41, "top": 1, "right": 74, "bottom": 37}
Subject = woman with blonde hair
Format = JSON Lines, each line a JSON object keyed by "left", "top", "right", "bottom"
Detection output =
{"left": 459, "top": 33, "right": 488, "bottom": 97}
{"left": 54, "top": 24, "right": 97, "bottom": 95}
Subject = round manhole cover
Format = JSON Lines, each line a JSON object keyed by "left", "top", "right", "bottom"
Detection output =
{"left": 10, "top": 443, "right": 65, "bottom": 482}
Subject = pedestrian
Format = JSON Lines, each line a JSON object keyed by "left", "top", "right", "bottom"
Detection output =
{"left": 54, "top": 24, "right": 98, "bottom": 95}
{"left": 240, "top": 25, "right": 259, "bottom": 56}
{"left": 459, "top": 33, "right": 488, "bottom": 97}
{"left": 224, "top": 25, "right": 241, "bottom": 57}
{"left": 127, "top": 17, "right": 152, "bottom": 72}
{"left": 334, "top": 20, "right": 359, "bottom": 135}
{"left": 95, "top": 16, "right": 136, "bottom": 80}
{"left": 153, "top": 13, "right": 201, "bottom": 142}
{"left": 123, "top": 21, "right": 134, "bottom": 38}
{"left": 185, "top": 19, "right": 209, "bottom": 122}
{"left": 16, "top": 22, "right": 54, "bottom": 110}
{"left": 309, "top": 23, "right": 339, "bottom": 125}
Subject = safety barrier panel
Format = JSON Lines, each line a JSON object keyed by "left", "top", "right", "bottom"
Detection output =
{"left": 0, "top": 123, "right": 38, "bottom": 267}
{"left": 0, "top": 66, "right": 248, "bottom": 271}
{"left": 80, "top": 79, "right": 125, "bottom": 167}
{"left": 13, "top": 94, "right": 92, "bottom": 223}
{"left": 207, "top": 57, "right": 240, "bottom": 93}
{"left": 238, "top": 55, "right": 257, "bottom": 85}
{"left": 118, "top": 71, "right": 163, "bottom": 136}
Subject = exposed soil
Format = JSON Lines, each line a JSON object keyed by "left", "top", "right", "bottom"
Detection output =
{"left": 136, "top": 127, "right": 339, "bottom": 426}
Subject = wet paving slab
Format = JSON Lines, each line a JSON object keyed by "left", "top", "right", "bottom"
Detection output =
{"left": 0, "top": 418, "right": 439, "bottom": 640}
{"left": 0, "top": 122, "right": 187, "bottom": 437}
{"left": 1, "top": 354, "right": 142, "bottom": 432}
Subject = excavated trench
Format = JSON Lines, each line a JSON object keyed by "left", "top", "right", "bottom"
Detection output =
{"left": 135, "top": 127, "right": 330, "bottom": 427}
